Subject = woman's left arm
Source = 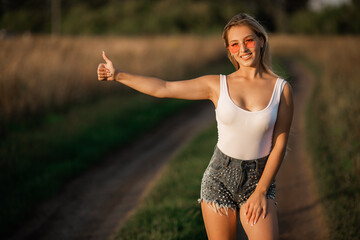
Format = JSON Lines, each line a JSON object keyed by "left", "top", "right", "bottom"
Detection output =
{"left": 244, "top": 82, "right": 294, "bottom": 225}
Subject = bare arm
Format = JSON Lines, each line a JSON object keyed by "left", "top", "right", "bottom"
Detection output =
{"left": 244, "top": 82, "right": 294, "bottom": 225}
{"left": 255, "top": 82, "right": 293, "bottom": 194}
{"left": 97, "top": 51, "right": 218, "bottom": 101}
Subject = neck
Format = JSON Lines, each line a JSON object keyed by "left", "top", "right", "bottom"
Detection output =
{"left": 236, "top": 63, "right": 265, "bottom": 80}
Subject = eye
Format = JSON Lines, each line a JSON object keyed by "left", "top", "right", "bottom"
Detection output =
{"left": 244, "top": 38, "right": 255, "bottom": 48}
{"left": 229, "top": 43, "right": 240, "bottom": 54}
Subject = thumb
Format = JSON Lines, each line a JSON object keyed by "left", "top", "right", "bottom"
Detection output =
{"left": 102, "top": 51, "right": 111, "bottom": 63}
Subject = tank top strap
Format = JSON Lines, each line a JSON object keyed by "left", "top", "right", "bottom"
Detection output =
{"left": 219, "top": 74, "right": 227, "bottom": 96}
{"left": 274, "top": 78, "right": 286, "bottom": 104}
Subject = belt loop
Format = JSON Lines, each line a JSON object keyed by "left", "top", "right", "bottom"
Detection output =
{"left": 226, "top": 156, "right": 231, "bottom": 167}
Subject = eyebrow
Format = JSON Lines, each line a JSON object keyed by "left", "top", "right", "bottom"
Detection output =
{"left": 229, "top": 34, "right": 255, "bottom": 43}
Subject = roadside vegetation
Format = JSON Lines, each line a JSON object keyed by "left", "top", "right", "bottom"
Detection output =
{"left": 269, "top": 36, "right": 359, "bottom": 239}
{"left": 116, "top": 124, "right": 217, "bottom": 240}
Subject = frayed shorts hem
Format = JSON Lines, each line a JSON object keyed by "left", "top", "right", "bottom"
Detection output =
{"left": 197, "top": 196, "right": 277, "bottom": 216}
{"left": 197, "top": 197, "right": 237, "bottom": 216}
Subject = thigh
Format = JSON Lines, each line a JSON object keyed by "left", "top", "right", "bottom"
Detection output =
{"left": 239, "top": 199, "right": 279, "bottom": 240}
{"left": 201, "top": 201, "right": 237, "bottom": 240}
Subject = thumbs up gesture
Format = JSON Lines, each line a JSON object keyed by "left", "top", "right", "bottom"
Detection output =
{"left": 97, "top": 51, "right": 116, "bottom": 81}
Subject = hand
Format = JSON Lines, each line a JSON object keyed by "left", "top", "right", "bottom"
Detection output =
{"left": 244, "top": 190, "right": 268, "bottom": 226}
{"left": 97, "top": 51, "right": 116, "bottom": 81}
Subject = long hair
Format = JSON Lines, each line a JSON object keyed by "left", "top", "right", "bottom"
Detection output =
{"left": 222, "top": 13, "right": 277, "bottom": 77}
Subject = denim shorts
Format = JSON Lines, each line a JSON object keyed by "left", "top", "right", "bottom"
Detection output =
{"left": 199, "top": 146, "right": 276, "bottom": 214}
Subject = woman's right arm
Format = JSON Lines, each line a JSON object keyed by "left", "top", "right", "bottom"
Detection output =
{"left": 97, "top": 51, "right": 218, "bottom": 102}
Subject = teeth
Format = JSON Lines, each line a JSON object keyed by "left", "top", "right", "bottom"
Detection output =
{"left": 241, "top": 54, "right": 251, "bottom": 58}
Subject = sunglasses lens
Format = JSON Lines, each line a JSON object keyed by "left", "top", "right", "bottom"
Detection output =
{"left": 245, "top": 39, "right": 255, "bottom": 48}
{"left": 229, "top": 44, "right": 239, "bottom": 53}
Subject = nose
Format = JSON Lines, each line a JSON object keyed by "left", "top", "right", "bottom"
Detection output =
{"left": 239, "top": 42, "right": 248, "bottom": 52}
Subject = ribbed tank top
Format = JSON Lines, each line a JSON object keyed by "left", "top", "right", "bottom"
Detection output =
{"left": 216, "top": 74, "right": 286, "bottom": 160}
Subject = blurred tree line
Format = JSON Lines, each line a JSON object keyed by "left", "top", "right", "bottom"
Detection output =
{"left": 0, "top": 0, "right": 359, "bottom": 35}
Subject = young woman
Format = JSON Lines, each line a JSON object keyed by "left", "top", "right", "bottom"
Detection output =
{"left": 97, "top": 13, "right": 293, "bottom": 240}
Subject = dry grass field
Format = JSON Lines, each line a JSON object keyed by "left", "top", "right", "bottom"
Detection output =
{"left": 0, "top": 35, "right": 224, "bottom": 125}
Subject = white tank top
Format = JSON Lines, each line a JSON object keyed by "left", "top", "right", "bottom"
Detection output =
{"left": 216, "top": 74, "right": 286, "bottom": 160}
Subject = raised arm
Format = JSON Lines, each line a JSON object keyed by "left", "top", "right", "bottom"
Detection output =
{"left": 97, "top": 51, "right": 219, "bottom": 102}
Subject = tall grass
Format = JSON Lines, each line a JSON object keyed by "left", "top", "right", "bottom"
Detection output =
{"left": 271, "top": 35, "right": 360, "bottom": 239}
{"left": 0, "top": 35, "right": 224, "bottom": 126}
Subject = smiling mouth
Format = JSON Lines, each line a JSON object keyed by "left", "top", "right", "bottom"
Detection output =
{"left": 240, "top": 53, "right": 252, "bottom": 59}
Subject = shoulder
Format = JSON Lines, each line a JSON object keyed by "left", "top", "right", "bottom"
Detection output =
{"left": 195, "top": 75, "right": 221, "bottom": 103}
{"left": 261, "top": 73, "right": 278, "bottom": 86}
{"left": 281, "top": 80, "right": 293, "bottom": 97}
{"left": 280, "top": 80, "right": 293, "bottom": 108}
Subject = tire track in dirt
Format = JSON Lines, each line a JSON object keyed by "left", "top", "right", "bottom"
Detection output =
{"left": 8, "top": 101, "right": 215, "bottom": 240}
{"left": 276, "top": 60, "right": 329, "bottom": 240}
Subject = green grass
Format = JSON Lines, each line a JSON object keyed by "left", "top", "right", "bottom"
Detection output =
{"left": 115, "top": 125, "right": 217, "bottom": 240}
{"left": 0, "top": 92, "right": 190, "bottom": 238}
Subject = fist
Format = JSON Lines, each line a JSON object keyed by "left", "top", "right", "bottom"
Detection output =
{"left": 97, "top": 51, "right": 115, "bottom": 81}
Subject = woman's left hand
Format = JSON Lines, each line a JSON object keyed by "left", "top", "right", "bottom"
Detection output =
{"left": 243, "top": 190, "right": 267, "bottom": 226}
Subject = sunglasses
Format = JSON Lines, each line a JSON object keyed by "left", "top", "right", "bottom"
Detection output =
{"left": 228, "top": 37, "right": 256, "bottom": 54}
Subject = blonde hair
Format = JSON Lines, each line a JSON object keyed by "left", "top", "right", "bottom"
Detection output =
{"left": 222, "top": 13, "right": 277, "bottom": 77}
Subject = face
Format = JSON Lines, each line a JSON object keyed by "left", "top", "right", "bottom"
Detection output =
{"left": 227, "top": 25, "right": 263, "bottom": 68}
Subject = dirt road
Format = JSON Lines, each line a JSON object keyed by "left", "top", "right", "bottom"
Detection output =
{"left": 8, "top": 61, "right": 328, "bottom": 240}
{"left": 8, "top": 102, "right": 215, "bottom": 240}
{"left": 276, "top": 61, "right": 328, "bottom": 240}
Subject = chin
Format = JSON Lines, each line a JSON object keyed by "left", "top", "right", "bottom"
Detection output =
{"left": 238, "top": 56, "right": 259, "bottom": 68}
{"left": 239, "top": 60, "right": 256, "bottom": 68}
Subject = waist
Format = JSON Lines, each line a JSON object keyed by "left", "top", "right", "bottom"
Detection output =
{"left": 215, "top": 145, "right": 269, "bottom": 165}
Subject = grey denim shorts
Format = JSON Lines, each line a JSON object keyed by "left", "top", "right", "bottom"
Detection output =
{"left": 199, "top": 146, "right": 276, "bottom": 213}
